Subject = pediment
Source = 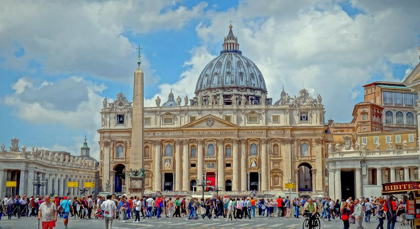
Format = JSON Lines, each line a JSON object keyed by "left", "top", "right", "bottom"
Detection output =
{"left": 403, "top": 62, "right": 420, "bottom": 88}
{"left": 181, "top": 114, "right": 238, "bottom": 129}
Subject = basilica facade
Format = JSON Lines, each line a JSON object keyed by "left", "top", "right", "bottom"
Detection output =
{"left": 98, "top": 26, "right": 326, "bottom": 197}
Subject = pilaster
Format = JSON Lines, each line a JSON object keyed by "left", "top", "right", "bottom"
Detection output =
{"left": 182, "top": 140, "right": 189, "bottom": 191}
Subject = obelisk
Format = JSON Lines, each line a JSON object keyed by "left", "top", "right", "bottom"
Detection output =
{"left": 128, "top": 45, "right": 145, "bottom": 196}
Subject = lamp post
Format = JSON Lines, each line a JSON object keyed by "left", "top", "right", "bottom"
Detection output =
{"left": 32, "top": 172, "right": 46, "bottom": 196}
{"left": 196, "top": 174, "right": 207, "bottom": 200}
{"left": 79, "top": 188, "right": 89, "bottom": 196}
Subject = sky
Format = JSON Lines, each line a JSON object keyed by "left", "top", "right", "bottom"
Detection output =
{"left": 1, "top": 0, "right": 420, "bottom": 160}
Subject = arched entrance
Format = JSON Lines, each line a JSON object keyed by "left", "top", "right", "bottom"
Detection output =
{"left": 225, "top": 180, "right": 232, "bottom": 191}
{"left": 114, "top": 164, "right": 125, "bottom": 193}
{"left": 190, "top": 180, "right": 197, "bottom": 192}
{"left": 298, "top": 163, "right": 312, "bottom": 192}
{"left": 164, "top": 173, "right": 174, "bottom": 191}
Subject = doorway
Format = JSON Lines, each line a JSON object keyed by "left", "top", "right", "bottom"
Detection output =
{"left": 341, "top": 171, "right": 355, "bottom": 200}
{"left": 206, "top": 172, "right": 215, "bottom": 191}
{"left": 249, "top": 172, "right": 259, "bottom": 191}
{"left": 114, "top": 164, "right": 125, "bottom": 193}
{"left": 298, "top": 163, "right": 312, "bottom": 191}
{"left": 164, "top": 173, "right": 173, "bottom": 191}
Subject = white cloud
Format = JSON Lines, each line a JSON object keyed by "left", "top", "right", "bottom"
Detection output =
{"left": 147, "top": 0, "right": 420, "bottom": 122}
{"left": 0, "top": 0, "right": 207, "bottom": 82}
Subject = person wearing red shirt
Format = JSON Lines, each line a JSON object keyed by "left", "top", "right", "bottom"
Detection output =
{"left": 384, "top": 197, "right": 396, "bottom": 229}
{"left": 155, "top": 197, "right": 162, "bottom": 219}
{"left": 276, "top": 196, "right": 283, "bottom": 217}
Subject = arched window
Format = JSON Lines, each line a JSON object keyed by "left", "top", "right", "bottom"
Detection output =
{"left": 190, "top": 146, "right": 196, "bottom": 158}
{"left": 117, "top": 145, "right": 124, "bottom": 158}
{"left": 190, "top": 180, "right": 196, "bottom": 191}
{"left": 301, "top": 143, "right": 308, "bottom": 156}
{"left": 165, "top": 145, "right": 173, "bottom": 157}
{"left": 250, "top": 143, "right": 258, "bottom": 156}
{"left": 407, "top": 112, "right": 414, "bottom": 125}
{"left": 385, "top": 111, "right": 393, "bottom": 124}
{"left": 225, "top": 180, "right": 232, "bottom": 192}
{"left": 207, "top": 144, "right": 215, "bottom": 157}
{"left": 273, "top": 144, "right": 280, "bottom": 156}
{"left": 225, "top": 145, "right": 232, "bottom": 157}
{"left": 396, "top": 111, "right": 403, "bottom": 124}
{"left": 144, "top": 146, "right": 150, "bottom": 158}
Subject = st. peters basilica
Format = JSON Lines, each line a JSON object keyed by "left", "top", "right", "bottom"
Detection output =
{"left": 98, "top": 25, "right": 326, "bottom": 197}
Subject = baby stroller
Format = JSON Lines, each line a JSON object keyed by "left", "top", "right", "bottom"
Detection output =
{"left": 94, "top": 209, "right": 103, "bottom": 219}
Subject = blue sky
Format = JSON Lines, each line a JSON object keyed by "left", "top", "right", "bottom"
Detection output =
{"left": 0, "top": 0, "right": 419, "bottom": 159}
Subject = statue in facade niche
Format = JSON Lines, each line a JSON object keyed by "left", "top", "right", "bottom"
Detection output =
{"left": 241, "top": 94, "right": 247, "bottom": 105}
{"left": 387, "top": 141, "right": 393, "bottom": 150}
{"left": 184, "top": 95, "right": 188, "bottom": 106}
{"left": 176, "top": 96, "right": 181, "bottom": 106}
{"left": 1, "top": 144, "right": 5, "bottom": 153}
{"left": 231, "top": 94, "right": 237, "bottom": 105}
{"left": 208, "top": 95, "right": 213, "bottom": 106}
{"left": 403, "top": 140, "right": 407, "bottom": 149}
{"left": 103, "top": 98, "right": 107, "bottom": 109}
{"left": 219, "top": 95, "right": 224, "bottom": 105}
{"left": 155, "top": 96, "right": 161, "bottom": 107}
{"left": 375, "top": 141, "right": 380, "bottom": 150}
{"left": 21, "top": 145, "right": 26, "bottom": 153}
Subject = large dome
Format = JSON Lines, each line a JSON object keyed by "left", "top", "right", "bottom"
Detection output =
{"left": 192, "top": 25, "right": 269, "bottom": 106}
{"left": 195, "top": 26, "right": 267, "bottom": 96}
{"left": 195, "top": 52, "right": 267, "bottom": 94}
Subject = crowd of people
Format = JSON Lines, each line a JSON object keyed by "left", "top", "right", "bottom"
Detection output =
{"left": 0, "top": 193, "right": 410, "bottom": 229}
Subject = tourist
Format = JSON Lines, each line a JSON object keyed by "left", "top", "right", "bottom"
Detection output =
{"left": 226, "top": 198, "right": 236, "bottom": 221}
{"left": 374, "top": 198, "right": 385, "bottom": 229}
{"left": 38, "top": 195, "right": 57, "bottom": 229}
{"left": 173, "top": 197, "right": 180, "bottom": 218}
{"left": 341, "top": 201, "right": 351, "bottom": 229}
{"left": 6, "top": 196, "right": 14, "bottom": 220}
{"left": 145, "top": 196, "right": 153, "bottom": 218}
{"left": 101, "top": 195, "right": 117, "bottom": 229}
{"left": 353, "top": 198, "right": 364, "bottom": 229}
{"left": 59, "top": 196, "right": 72, "bottom": 229}
{"left": 276, "top": 196, "right": 283, "bottom": 217}
{"left": 202, "top": 198, "right": 212, "bottom": 219}
{"left": 235, "top": 198, "right": 242, "bottom": 219}
{"left": 181, "top": 198, "right": 187, "bottom": 217}
{"left": 187, "top": 198, "right": 195, "bottom": 219}
{"left": 285, "top": 196, "right": 291, "bottom": 218}
{"left": 364, "top": 199, "right": 373, "bottom": 223}
{"left": 87, "top": 195, "right": 94, "bottom": 219}
{"left": 134, "top": 196, "right": 141, "bottom": 223}
{"left": 250, "top": 197, "right": 256, "bottom": 218}
{"left": 384, "top": 196, "right": 396, "bottom": 229}
{"left": 397, "top": 200, "right": 407, "bottom": 225}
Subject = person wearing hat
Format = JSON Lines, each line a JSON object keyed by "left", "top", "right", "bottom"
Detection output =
{"left": 59, "top": 196, "right": 72, "bottom": 229}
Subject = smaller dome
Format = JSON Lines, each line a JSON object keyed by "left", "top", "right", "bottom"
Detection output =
{"left": 162, "top": 89, "right": 177, "bottom": 107}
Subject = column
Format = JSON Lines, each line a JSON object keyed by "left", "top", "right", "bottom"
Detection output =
{"left": 240, "top": 139, "right": 247, "bottom": 191}
{"left": 197, "top": 140, "right": 203, "bottom": 192}
{"left": 314, "top": 139, "right": 323, "bottom": 192}
{"left": 27, "top": 170, "right": 36, "bottom": 197}
{"left": 355, "top": 168, "right": 362, "bottom": 198}
{"left": 0, "top": 169, "right": 5, "bottom": 198}
{"left": 102, "top": 141, "right": 110, "bottom": 194}
{"left": 418, "top": 167, "right": 420, "bottom": 180}
{"left": 334, "top": 169, "right": 341, "bottom": 201}
{"left": 390, "top": 167, "right": 396, "bottom": 182}
{"left": 404, "top": 167, "right": 410, "bottom": 181}
{"left": 154, "top": 141, "right": 161, "bottom": 191}
{"left": 261, "top": 139, "right": 268, "bottom": 191}
{"left": 328, "top": 169, "right": 335, "bottom": 200}
{"left": 377, "top": 168, "right": 382, "bottom": 186}
{"left": 217, "top": 139, "right": 224, "bottom": 192}
{"left": 175, "top": 140, "right": 181, "bottom": 191}
{"left": 312, "top": 169, "right": 317, "bottom": 191}
{"left": 19, "top": 170, "right": 27, "bottom": 197}
{"left": 232, "top": 139, "right": 239, "bottom": 192}
{"left": 182, "top": 140, "right": 189, "bottom": 191}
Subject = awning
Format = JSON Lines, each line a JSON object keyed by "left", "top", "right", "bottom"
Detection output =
{"left": 382, "top": 181, "right": 420, "bottom": 194}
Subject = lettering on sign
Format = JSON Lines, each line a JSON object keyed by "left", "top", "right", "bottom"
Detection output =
{"left": 382, "top": 182, "right": 419, "bottom": 193}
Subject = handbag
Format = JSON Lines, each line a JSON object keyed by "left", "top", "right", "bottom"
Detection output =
{"left": 341, "top": 213, "right": 348, "bottom": 221}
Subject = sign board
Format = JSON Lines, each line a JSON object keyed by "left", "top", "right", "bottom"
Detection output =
{"left": 84, "top": 182, "right": 95, "bottom": 188}
{"left": 285, "top": 183, "right": 295, "bottom": 189}
{"left": 382, "top": 181, "right": 420, "bottom": 194}
{"left": 67, "top": 181, "right": 79, "bottom": 188}
{"left": 6, "top": 181, "right": 17, "bottom": 187}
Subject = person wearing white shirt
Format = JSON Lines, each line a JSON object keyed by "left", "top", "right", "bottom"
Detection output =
{"left": 353, "top": 198, "right": 364, "bottom": 229}
{"left": 146, "top": 197, "right": 153, "bottom": 218}
{"left": 134, "top": 197, "right": 141, "bottom": 223}
{"left": 226, "top": 198, "right": 236, "bottom": 221}
{"left": 101, "top": 195, "right": 117, "bottom": 229}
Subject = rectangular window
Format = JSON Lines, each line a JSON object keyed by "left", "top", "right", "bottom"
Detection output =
{"left": 409, "top": 134, "right": 414, "bottom": 142}
{"left": 300, "top": 112, "right": 308, "bottom": 122}
{"left": 190, "top": 163, "right": 196, "bottom": 168}
{"left": 225, "top": 147, "right": 232, "bottom": 157}
{"left": 163, "top": 117, "right": 173, "bottom": 124}
{"left": 363, "top": 127, "right": 367, "bottom": 132}
{"left": 404, "top": 93, "right": 413, "bottom": 105}
{"left": 189, "top": 116, "right": 196, "bottom": 123}
{"left": 190, "top": 148, "right": 197, "bottom": 158}
{"left": 144, "top": 117, "right": 151, "bottom": 126}
{"left": 386, "top": 135, "right": 391, "bottom": 143}
{"left": 394, "top": 92, "right": 403, "bottom": 105}
{"left": 224, "top": 115, "right": 231, "bottom": 122}
{"left": 383, "top": 91, "right": 393, "bottom": 104}
{"left": 396, "top": 135, "right": 401, "bottom": 143}
{"left": 248, "top": 116, "right": 258, "bottom": 123}
{"left": 362, "top": 137, "right": 367, "bottom": 144}
{"left": 415, "top": 93, "right": 419, "bottom": 106}
{"left": 272, "top": 115, "right": 280, "bottom": 123}
{"left": 374, "top": 136, "right": 379, "bottom": 144}
{"left": 117, "top": 114, "right": 125, "bottom": 124}
{"left": 226, "top": 163, "right": 231, "bottom": 168}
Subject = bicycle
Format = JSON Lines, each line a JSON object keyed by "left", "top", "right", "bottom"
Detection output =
{"left": 302, "top": 212, "right": 321, "bottom": 229}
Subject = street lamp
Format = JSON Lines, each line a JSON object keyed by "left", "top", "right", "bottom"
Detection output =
{"left": 196, "top": 174, "right": 207, "bottom": 200}
{"left": 79, "top": 188, "right": 89, "bottom": 196}
{"left": 32, "top": 172, "right": 46, "bottom": 196}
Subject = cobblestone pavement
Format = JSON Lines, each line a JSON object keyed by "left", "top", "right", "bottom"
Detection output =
{"left": 0, "top": 215, "right": 411, "bottom": 229}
